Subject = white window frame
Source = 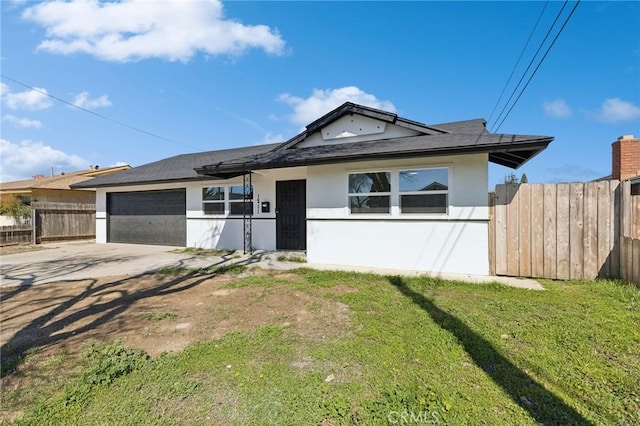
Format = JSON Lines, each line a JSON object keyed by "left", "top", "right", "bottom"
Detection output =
{"left": 347, "top": 170, "right": 392, "bottom": 215}
{"left": 398, "top": 167, "right": 449, "bottom": 215}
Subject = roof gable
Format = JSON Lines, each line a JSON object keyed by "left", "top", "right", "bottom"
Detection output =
{"left": 71, "top": 102, "right": 553, "bottom": 188}
{"left": 196, "top": 103, "right": 552, "bottom": 176}
{"left": 276, "top": 102, "right": 447, "bottom": 151}
{"left": 295, "top": 114, "right": 422, "bottom": 148}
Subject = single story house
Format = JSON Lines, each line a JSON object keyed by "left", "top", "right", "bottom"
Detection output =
{"left": 73, "top": 102, "right": 553, "bottom": 275}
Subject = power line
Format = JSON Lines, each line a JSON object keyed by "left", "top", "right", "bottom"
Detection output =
{"left": 490, "top": 0, "right": 569, "bottom": 131}
{"left": 487, "top": 1, "right": 550, "bottom": 124}
{"left": 490, "top": 1, "right": 576, "bottom": 132}
{"left": 1, "top": 74, "right": 204, "bottom": 151}
{"left": 493, "top": 0, "right": 581, "bottom": 132}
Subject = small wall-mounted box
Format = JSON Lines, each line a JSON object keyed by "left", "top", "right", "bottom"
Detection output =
{"left": 261, "top": 201, "right": 270, "bottom": 213}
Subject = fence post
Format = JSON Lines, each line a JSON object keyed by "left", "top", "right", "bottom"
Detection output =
{"left": 488, "top": 192, "right": 496, "bottom": 275}
{"left": 31, "top": 208, "right": 36, "bottom": 244}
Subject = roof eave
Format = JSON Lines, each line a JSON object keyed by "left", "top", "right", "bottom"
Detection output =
{"left": 196, "top": 138, "right": 553, "bottom": 176}
{"left": 70, "top": 175, "right": 220, "bottom": 189}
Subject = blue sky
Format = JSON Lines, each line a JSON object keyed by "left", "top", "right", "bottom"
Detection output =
{"left": 1, "top": 0, "right": 638, "bottom": 187}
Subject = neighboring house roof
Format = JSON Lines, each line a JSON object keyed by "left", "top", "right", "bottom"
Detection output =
{"left": 422, "top": 182, "right": 448, "bottom": 191}
{"left": 73, "top": 102, "right": 553, "bottom": 188}
{"left": 1, "top": 165, "right": 131, "bottom": 194}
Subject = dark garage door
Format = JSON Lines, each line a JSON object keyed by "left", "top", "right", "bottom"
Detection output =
{"left": 107, "top": 189, "right": 186, "bottom": 246}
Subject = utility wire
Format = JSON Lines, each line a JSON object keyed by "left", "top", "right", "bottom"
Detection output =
{"left": 494, "top": 0, "right": 581, "bottom": 132}
{"left": 1, "top": 74, "right": 204, "bottom": 152}
{"left": 490, "top": 0, "right": 570, "bottom": 132}
{"left": 487, "top": 1, "right": 550, "bottom": 124}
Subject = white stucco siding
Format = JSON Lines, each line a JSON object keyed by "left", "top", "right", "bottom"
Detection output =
{"left": 187, "top": 218, "right": 275, "bottom": 250}
{"left": 95, "top": 168, "right": 306, "bottom": 250}
{"left": 94, "top": 154, "right": 490, "bottom": 275}
{"left": 306, "top": 153, "right": 489, "bottom": 220}
{"left": 305, "top": 153, "right": 490, "bottom": 275}
{"left": 307, "top": 220, "right": 489, "bottom": 275}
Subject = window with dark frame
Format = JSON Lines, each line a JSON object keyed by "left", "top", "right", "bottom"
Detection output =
{"left": 348, "top": 172, "right": 391, "bottom": 214}
{"left": 229, "top": 185, "right": 253, "bottom": 216}
{"left": 399, "top": 168, "right": 448, "bottom": 214}
{"left": 202, "top": 186, "right": 225, "bottom": 215}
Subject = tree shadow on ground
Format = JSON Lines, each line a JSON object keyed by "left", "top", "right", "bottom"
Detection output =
{"left": 387, "top": 275, "right": 591, "bottom": 426}
{"left": 0, "top": 265, "right": 217, "bottom": 377}
{"left": 0, "top": 254, "right": 143, "bottom": 298}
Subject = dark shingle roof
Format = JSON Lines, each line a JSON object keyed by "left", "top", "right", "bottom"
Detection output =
{"left": 72, "top": 144, "right": 279, "bottom": 188}
{"left": 195, "top": 132, "right": 552, "bottom": 176}
{"left": 73, "top": 102, "right": 553, "bottom": 188}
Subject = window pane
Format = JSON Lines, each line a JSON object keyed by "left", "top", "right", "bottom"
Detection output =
{"left": 400, "top": 194, "right": 447, "bottom": 213}
{"left": 203, "top": 186, "right": 224, "bottom": 201}
{"left": 230, "top": 201, "right": 253, "bottom": 215}
{"left": 229, "top": 185, "right": 253, "bottom": 201}
{"left": 203, "top": 203, "right": 224, "bottom": 214}
{"left": 399, "top": 169, "right": 448, "bottom": 192}
{"left": 349, "top": 196, "right": 390, "bottom": 214}
{"left": 349, "top": 172, "right": 391, "bottom": 193}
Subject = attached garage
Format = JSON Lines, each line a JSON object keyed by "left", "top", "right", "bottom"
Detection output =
{"left": 107, "top": 189, "right": 186, "bottom": 246}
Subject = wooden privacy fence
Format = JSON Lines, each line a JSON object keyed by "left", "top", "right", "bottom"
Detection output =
{"left": 0, "top": 225, "right": 32, "bottom": 245}
{"left": 32, "top": 202, "right": 96, "bottom": 243}
{"left": 620, "top": 179, "right": 640, "bottom": 285}
{"left": 489, "top": 180, "right": 639, "bottom": 282}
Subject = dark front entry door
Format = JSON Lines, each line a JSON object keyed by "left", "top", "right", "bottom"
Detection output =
{"left": 276, "top": 180, "right": 306, "bottom": 250}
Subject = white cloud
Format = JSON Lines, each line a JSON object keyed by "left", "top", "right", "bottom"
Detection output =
{"left": 278, "top": 86, "right": 396, "bottom": 126}
{"left": 255, "top": 132, "right": 284, "bottom": 146}
{"left": 2, "top": 114, "right": 43, "bottom": 129}
{"left": 543, "top": 99, "right": 572, "bottom": 118}
{"left": 0, "top": 139, "right": 88, "bottom": 182}
{"left": 72, "top": 91, "right": 112, "bottom": 108}
{"left": 595, "top": 98, "right": 640, "bottom": 123}
{"left": 109, "top": 161, "right": 129, "bottom": 167}
{"left": 2, "top": 86, "right": 53, "bottom": 110}
{"left": 22, "top": 0, "right": 286, "bottom": 63}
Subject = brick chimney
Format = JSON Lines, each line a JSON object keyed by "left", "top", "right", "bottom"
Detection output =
{"left": 612, "top": 134, "right": 640, "bottom": 181}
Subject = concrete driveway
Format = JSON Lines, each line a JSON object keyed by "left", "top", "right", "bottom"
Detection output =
{"left": 0, "top": 242, "right": 249, "bottom": 288}
{"left": 0, "top": 241, "right": 543, "bottom": 290}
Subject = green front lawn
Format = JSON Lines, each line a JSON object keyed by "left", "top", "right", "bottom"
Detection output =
{"left": 6, "top": 269, "right": 640, "bottom": 425}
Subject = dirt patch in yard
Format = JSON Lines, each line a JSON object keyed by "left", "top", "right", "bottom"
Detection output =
{"left": 0, "top": 243, "right": 50, "bottom": 256}
{"left": 0, "top": 268, "right": 352, "bottom": 420}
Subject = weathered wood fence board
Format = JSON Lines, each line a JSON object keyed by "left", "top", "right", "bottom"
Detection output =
{"left": 490, "top": 181, "right": 625, "bottom": 280}
{"left": 0, "top": 225, "right": 32, "bottom": 245}
{"left": 33, "top": 202, "right": 96, "bottom": 243}
{"left": 530, "top": 184, "right": 544, "bottom": 277}
{"left": 543, "top": 184, "right": 557, "bottom": 278}
{"left": 1, "top": 203, "right": 96, "bottom": 245}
